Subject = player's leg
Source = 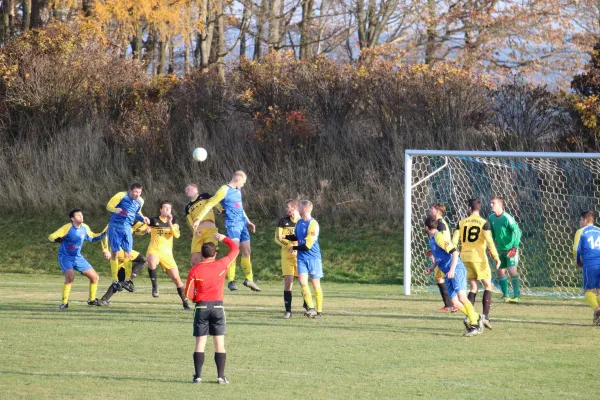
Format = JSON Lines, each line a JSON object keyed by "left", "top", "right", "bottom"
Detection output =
{"left": 582, "top": 265, "right": 600, "bottom": 324}
{"left": 164, "top": 262, "right": 191, "bottom": 310}
{"left": 434, "top": 267, "right": 453, "bottom": 311}
{"left": 147, "top": 253, "right": 160, "bottom": 298}
{"left": 130, "top": 254, "right": 146, "bottom": 281}
{"left": 597, "top": 287, "right": 600, "bottom": 325}
{"left": 481, "top": 277, "right": 493, "bottom": 329}
{"left": 192, "top": 304, "right": 211, "bottom": 383}
{"left": 108, "top": 226, "right": 124, "bottom": 290}
{"left": 496, "top": 254, "right": 510, "bottom": 300}
{"left": 239, "top": 224, "right": 261, "bottom": 291}
{"left": 451, "top": 267, "right": 481, "bottom": 335}
{"left": 298, "top": 260, "right": 316, "bottom": 316}
{"left": 210, "top": 306, "right": 228, "bottom": 383}
{"left": 191, "top": 231, "right": 203, "bottom": 267}
{"left": 224, "top": 223, "right": 242, "bottom": 289}
{"left": 506, "top": 255, "right": 521, "bottom": 302}
{"left": 192, "top": 336, "right": 208, "bottom": 383}
{"left": 308, "top": 259, "right": 324, "bottom": 317}
{"left": 465, "top": 262, "right": 478, "bottom": 306}
{"left": 60, "top": 257, "right": 75, "bottom": 309}
{"left": 79, "top": 261, "right": 100, "bottom": 306}
{"left": 282, "top": 274, "right": 294, "bottom": 318}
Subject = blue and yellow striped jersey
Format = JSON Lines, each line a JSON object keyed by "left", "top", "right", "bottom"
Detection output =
{"left": 107, "top": 191, "right": 145, "bottom": 228}
{"left": 48, "top": 223, "right": 105, "bottom": 257}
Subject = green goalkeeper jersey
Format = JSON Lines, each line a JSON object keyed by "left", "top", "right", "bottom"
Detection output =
{"left": 488, "top": 212, "right": 522, "bottom": 252}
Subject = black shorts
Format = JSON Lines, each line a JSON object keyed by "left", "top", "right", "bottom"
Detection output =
{"left": 193, "top": 302, "right": 226, "bottom": 337}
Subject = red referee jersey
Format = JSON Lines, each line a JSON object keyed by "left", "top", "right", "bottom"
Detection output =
{"left": 185, "top": 237, "right": 240, "bottom": 303}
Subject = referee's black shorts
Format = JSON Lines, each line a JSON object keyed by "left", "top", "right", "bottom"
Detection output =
{"left": 193, "top": 301, "right": 226, "bottom": 337}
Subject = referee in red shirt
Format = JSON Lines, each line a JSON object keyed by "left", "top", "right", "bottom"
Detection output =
{"left": 185, "top": 232, "right": 239, "bottom": 384}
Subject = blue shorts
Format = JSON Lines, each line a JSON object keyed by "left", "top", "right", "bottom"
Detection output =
{"left": 225, "top": 220, "right": 250, "bottom": 243}
{"left": 59, "top": 254, "right": 93, "bottom": 274}
{"left": 445, "top": 265, "right": 467, "bottom": 299}
{"left": 583, "top": 264, "right": 600, "bottom": 290}
{"left": 297, "top": 258, "right": 324, "bottom": 279}
{"left": 108, "top": 226, "right": 133, "bottom": 253}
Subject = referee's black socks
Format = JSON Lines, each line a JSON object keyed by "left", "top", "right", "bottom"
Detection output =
{"left": 215, "top": 353, "right": 226, "bottom": 378}
{"left": 193, "top": 352, "right": 204, "bottom": 379}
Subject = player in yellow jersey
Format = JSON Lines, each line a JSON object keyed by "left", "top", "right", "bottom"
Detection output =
{"left": 425, "top": 203, "right": 455, "bottom": 312}
{"left": 146, "top": 201, "right": 191, "bottom": 310}
{"left": 275, "top": 199, "right": 307, "bottom": 319}
{"left": 184, "top": 184, "right": 223, "bottom": 267}
{"left": 452, "top": 198, "right": 500, "bottom": 329}
{"left": 98, "top": 221, "right": 148, "bottom": 306}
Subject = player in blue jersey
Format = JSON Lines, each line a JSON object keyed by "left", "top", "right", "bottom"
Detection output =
{"left": 106, "top": 183, "right": 150, "bottom": 292}
{"left": 191, "top": 171, "right": 261, "bottom": 292}
{"left": 285, "top": 200, "right": 323, "bottom": 318}
{"left": 48, "top": 209, "right": 107, "bottom": 309}
{"left": 573, "top": 211, "right": 600, "bottom": 325}
{"left": 424, "top": 215, "right": 483, "bottom": 336}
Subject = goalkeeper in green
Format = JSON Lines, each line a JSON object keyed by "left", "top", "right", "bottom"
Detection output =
{"left": 489, "top": 197, "right": 522, "bottom": 303}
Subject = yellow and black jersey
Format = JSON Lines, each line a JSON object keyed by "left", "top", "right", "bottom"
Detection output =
{"left": 436, "top": 217, "right": 452, "bottom": 243}
{"left": 275, "top": 215, "right": 300, "bottom": 259}
{"left": 185, "top": 193, "right": 224, "bottom": 230}
{"left": 452, "top": 214, "right": 499, "bottom": 263}
{"left": 147, "top": 216, "right": 180, "bottom": 254}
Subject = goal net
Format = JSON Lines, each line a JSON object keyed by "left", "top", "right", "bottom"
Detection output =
{"left": 403, "top": 150, "right": 600, "bottom": 298}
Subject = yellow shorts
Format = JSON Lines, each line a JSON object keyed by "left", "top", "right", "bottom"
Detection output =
{"left": 147, "top": 251, "right": 178, "bottom": 272}
{"left": 464, "top": 261, "right": 491, "bottom": 281}
{"left": 434, "top": 266, "right": 445, "bottom": 279}
{"left": 282, "top": 257, "right": 298, "bottom": 277}
{"left": 117, "top": 249, "right": 140, "bottom": 265}
{"left": 191, "top": 227, "right": 219, "bottom": 253}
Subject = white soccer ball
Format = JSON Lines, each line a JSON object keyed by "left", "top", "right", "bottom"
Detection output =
{"left": 193, "top": 147, "right": 208, "bottom": 162}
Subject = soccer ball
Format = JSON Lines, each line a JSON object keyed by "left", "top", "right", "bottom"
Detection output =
{"left": 193, "top": 147, "right": 208, "bottom": 162}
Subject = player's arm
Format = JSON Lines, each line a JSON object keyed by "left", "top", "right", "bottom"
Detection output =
{"left": 293, "top": 220, "right": 319, "bottom": 251}
{"left": 106, "top": 192, "right": 126, "bottom": 213}
{"left": 84, "top": 224, "right": 107, "bottom": 243}
{"left": 218, "top": 235, "right": 240, "bottom": 268}
{"left": 171, "top": 221, "right": 181, "bottom": 239}
{"left": 275, "top": 221, "right": 291, "bottom": 247}
{"left": 193, "top": 186, "right": 228, "bottom": 227}
{"left": 185, "top": 268, "right": 198, "bottom": 301}
{"left": 434, "top": 232, "right": 459, "bottom": 277}
{"left": 508, "top": 217, "right": 522, "bottom": 249}
{"left": 215, "top": 203, "right": 224, "bottom": 214}
{"left": 132, "top": 221, "right": 149, "bottom": 236}
{"left": 573, "top": 228, "right": 584, "bottom": 266}
{"left": 483, "top": 223, "right": 499, "bottom": 259}
{"left": 48, "top": 224, "right": 72, "bottom": 243}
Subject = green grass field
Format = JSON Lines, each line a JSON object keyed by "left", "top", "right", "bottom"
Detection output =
{"left": 0, "top": 273, "right": 597, "bottom": 400}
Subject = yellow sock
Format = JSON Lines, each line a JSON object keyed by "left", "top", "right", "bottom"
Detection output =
{"left": 460, "top": 301, "right": 478, "bottom": 325}
{"left": 241, "top": 257, "right": 253, "bottom": 281}
{"left": 597, "top": 294, "right": 600, "bottom": 307}
{"left": 123, "top": 259, "right": 133, "bottom": 280}
{"left": 585, "top": 292, "right": 599, "bottom": 310}
{"left": 110, "top": 259, "right": 119, "bottom": 281}
{"left": 227, "top": 259, "right": 236, "bottom": 282}
{"left": 301, "top": 284, "right": 314, "bottom": 309}
{"left": 89, "top": 282, "right": 98, "bottom": 301}
{"left": 314, "top": 288, "right": 323, "bottom": 313}
{"left": 62, "top": 284, "right": 72, "bottom": 305}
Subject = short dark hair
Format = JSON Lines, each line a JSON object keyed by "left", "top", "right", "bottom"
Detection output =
{"left": 468, "top": 198, "right": 482, "bottom": 211}
{"left": 424, "top": 215, "right": 438, "bottom": 230}
{"left": 69, "top": 208, "right": 82, "bottom": 219}
{"left": 580, "top": 210, "right": 595, "bottom": 223}
{"left": 201, "top": 243, "right": 217, "bottom": 258}
{"left": 160, "top": 201, "right": 172, "bottom": 209}
{"left": 491, "top": 196, "right": 504, "bottom": 205}
{"left": 431, "top": 203, "right": 446, "bottom": 215}
{"left": 129, "top": 182, "right": 143, "bottom": 190}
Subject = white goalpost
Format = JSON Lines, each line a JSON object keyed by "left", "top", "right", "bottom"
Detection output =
{"left": 403, "top": 150, "right": 600, "bottom": 297}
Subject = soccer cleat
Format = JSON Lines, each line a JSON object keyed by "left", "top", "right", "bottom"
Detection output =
{"left": 593, "top": 308, "right": 600, "bottom": 325}
{"left": 87, "top": 299, "right": 101, "bottom": 306}
{"left": 59, "top": 303, "right": 68, "bottom": 309}
{"left": 477, "top": 314, "right": 485, "bottom": 332}
{"left": 99, "top": 299, "right": 111, "bottom": 307}
{"left": 508, "top": 297, "right": 520, "bottom": 304}
{"left": 483, "top": 317, "right": 493, "bottom": 330}
{"left": 313, "top": 312, "right": 323, "bottom": 319}
{"left": 217, "top": 377, "right": 230, "bottom": 385}
{"left": 122, "top": 280, "right": 135, "bottom": 293}
{"left": 463, "top": 317, "right": 472, "bottom": 330}
{"left": 243, "top": 279, "right": 261, "bottom": 292}
{"left": 152, "top": 287, "right": 159, "bottom": 298}
{"left": 500, "top": 296, "right": 510, "bottom": 303}
{"left": 112, "top": 281, "right": 123, "bottom": 292}
{"left": 191, "top": 376, "right": 201, "bottom": 384}
{"left": 227, "top": 281, "right": 238, "bottom": 291}
{"left": 282, "top": 312, "right": 292, "bottom": 319}
{"left": 463, "top": 327, "right": 481, "bottom": 337}
{"left": 437, "top": 306, "right": 454, "bottom": 312}
{"left": 305, "top": 308, "right": 318, "bottom": 318}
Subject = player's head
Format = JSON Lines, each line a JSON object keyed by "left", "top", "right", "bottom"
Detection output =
{"left": 185, "top": 184, "right": 198, "bottom": 199}
{"left": 232, "top": 171, "right": 247, "bottom": 188}
{"left": 69, "top": 208, "right": 83, "bottom": 224}
{"left": 159, "top": 201, "right": 172, "bottom": 217}
{"left": 129, "top": 183, "right": 143, "bottom": 199}
{"left": 580, "top": 210, "right": 595, "bottom": 227}
{"left": 285, "top": 199, "right": 299, "bottom": 217}
{"left": 491, "top": 196, "right": 504, "bottom": 215}
{"left": 429, "top": 203, "right": 446, "bottom": 218}
{"left": 467, "top": 198, "right": 482, "bottom": 214}
{"left": 201, "top": 242, "right": 217, "bottom": 259}
{"left": 424, "top": 215, "right": 438, "bottom": 236}
{"left": 299, "top": 200, "right": 313, "bottom": 216}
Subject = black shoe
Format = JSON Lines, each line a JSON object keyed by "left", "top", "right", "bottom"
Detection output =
{"left": 59, "top": 303, "right": 68, "bottom": 309}
{"left": 228, "top": 281, "right": 238, "bottom": 291}
{"left": 152, "top": 286, "right": 159, "bottom": 298}
{"left": 87, "top": 299, "right": 100, "bottom": 306}
{"left": 191, "top": 376, "right": 201, "bottom": 384}
{"left": 122, "top": 280, "right": 135, "bottom": 293}
{"left": 464, "top": 326, "right": 481, "bottom": 337}
{"left": 112, "top": 281, "right": 123, "bottom": 292}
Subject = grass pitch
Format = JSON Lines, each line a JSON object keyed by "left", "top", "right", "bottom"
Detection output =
{"left": 0, "top": 273, "right": 596, "bottom": 399}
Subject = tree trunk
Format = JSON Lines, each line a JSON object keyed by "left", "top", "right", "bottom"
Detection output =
{"left": 424, "top": 0, "right": 436, "bottom": 64}
{"left": 158, "top": 40, "right": 167, "bottom": 75}
{"left": 216, "top": 0, "right": 225, "bottom": 80}
{"left": 269, "top": 0, "right": 281, "bottom": 52}
{"left": 131, "top": 25, "right": 144, "bottom": 61}
{"left": 253, "top": 0, "right": 267, "bottom": 60}
{"left": 1, "top": 1, "right": 10, "bottom": 43}
{"left": 168, "top": 37, "right": 175, "bottom": 74}
{"left": 199, "top": 0, "right": 216, "bottom": 69}
{"left": 31, "top": 0, "right": 51, "bottom": 29}
{"left": 22, "top": 0, "right": 31, "bottom": 30}
{"left": 184, "top": 36, "right": 191, "bottom": 74}
{"left": 299, "top": 0, "right": 314, "bottom": 60}
{"left": 240, "top": 0, "right": 251, "bottom": 57}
